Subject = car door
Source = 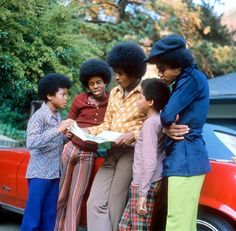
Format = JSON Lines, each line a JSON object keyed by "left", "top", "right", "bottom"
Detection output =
{"left": 0, "top": 148, "right": 28, "bottom": 209}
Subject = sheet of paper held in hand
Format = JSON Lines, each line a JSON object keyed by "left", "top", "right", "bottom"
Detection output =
{"left": 68, "top": 122, "right": 123, "bottom": 144}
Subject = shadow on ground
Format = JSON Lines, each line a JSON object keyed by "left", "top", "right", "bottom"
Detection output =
{"left": 0, "top": 209, "right": 87, "bottom": 231}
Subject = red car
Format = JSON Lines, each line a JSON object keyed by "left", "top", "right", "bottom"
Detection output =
{"left": 0, "top": 124, "right": 235, "bottom": 231}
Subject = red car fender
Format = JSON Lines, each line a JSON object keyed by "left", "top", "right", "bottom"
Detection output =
{"left": 199, "top": 161, "right": 236, "bottom": 221}
{"left": 0, "top": 148, "right": 28, "bottom": 209}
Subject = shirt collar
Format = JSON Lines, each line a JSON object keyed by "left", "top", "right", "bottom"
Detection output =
{"left": 86, "top": 92, "right": 110, "bottom": 106}
{"left": 172, "top": 64, "right": 197, "bottom": 90}
{"left": 41, "top": 102, "right": 60, "bottom": 122}
{"left": 116, "top": 82, "right": 141, "bottom": 96}
{"left": 179, "top": 64, "right": 197, "bottom": 78}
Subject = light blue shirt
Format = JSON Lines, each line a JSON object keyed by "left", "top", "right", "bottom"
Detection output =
{"left": 26, "top": 103, "right": 65, "bottom": 179}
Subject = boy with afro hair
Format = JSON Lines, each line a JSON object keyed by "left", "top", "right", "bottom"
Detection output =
{"left": 87, "top": 42, "right": 147, "bottom": 231}
{"left": 54, "top": 59, "right": 112, "bottom": 231}
{"left": 21, "top": 73, "right": 74, "bottom": 231}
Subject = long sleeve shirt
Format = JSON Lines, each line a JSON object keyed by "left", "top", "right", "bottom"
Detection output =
{"left": 89, "top": 84, "right": 146, "bottom": 139}
{"left": 26, "top": 103, "right": 65, "bottom": 179}
{"left": 132, "top": 115, "right": 165, "bottom": 196}
{"left": 68, "top": 92, "right": 109, "bottom": 151}
{"left": 160, "top": 65, "right": 211, "bottom": 176}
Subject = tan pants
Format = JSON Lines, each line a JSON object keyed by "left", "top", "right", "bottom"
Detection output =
{"left": 87, "top": 147, "right": 134, "bottom": 231}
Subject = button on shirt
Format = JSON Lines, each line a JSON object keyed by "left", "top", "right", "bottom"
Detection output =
{"left": 26, "top": 103, "right": 65, "bottom": 179}
{"left": 89, "top": 84, "right": 146, "bottom": 138}
{"left": 160, "top": 65, "right": 211, "bottom": 176}
{"left": 67, "top": 92, "right": 109, "bottom": 151}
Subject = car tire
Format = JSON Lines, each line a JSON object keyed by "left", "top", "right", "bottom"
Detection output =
{"left": 197, "top": 211, "right": 235, "bottom": 231}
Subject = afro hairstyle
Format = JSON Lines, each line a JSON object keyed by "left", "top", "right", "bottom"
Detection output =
{"left": 107, "top": 42, "right": 147, "bottom": 79}
{"left": 38, "top": 73, "right": 72, "bottom": 102}
{"left": 79, "top": 59, "right": 112, "bottom": 88}
{"left": 141, "top": 78, "right": 170, "bottom": 112}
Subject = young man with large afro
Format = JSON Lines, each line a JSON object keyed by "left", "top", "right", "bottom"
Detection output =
{"left": 54, "top": 59, "right": 112, "bottom": 231}
{"left": 87, "top": 42, "right": 147, "bottom": 231}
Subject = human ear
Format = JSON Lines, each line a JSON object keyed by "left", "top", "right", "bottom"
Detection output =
{"left": 175, "top": 68, "right": 182, "bottom": 75}
{"left": 148, "top": 100, "right": 154, "bottom": 107}
{"left": 47, "top": 94, "right": 52, "bottom": 101}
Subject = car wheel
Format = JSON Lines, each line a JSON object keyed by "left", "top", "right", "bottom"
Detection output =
{"left": 197, "top": 211, "right": 235, "bottom": 231}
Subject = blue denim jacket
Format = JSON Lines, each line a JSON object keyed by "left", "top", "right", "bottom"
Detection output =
{"left": 160, "top": 65, "right": 211, "bottom": 176}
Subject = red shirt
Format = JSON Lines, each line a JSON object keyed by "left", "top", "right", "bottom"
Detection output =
{"left": 68, "top": 92, "right": 109, "bottom": 151}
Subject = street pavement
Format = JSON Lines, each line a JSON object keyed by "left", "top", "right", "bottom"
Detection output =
{"left": 0, "top": 209, "right": 22, "bottom": 231}
{"left": 0, "top": 209, "right": 87, "bottom": 231}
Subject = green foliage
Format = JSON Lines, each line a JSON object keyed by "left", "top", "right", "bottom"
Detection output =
{"left": 0, "top": 123, "right": 26, "bottom": 146}
{"left": 142, "top": 0, "right": 236, "bottom": 77}
{"left": 0, "top": 0, "right": 236, "bottom": 142}
{"left": 192, "top": 40, "right": 236, "bottom": 76}
{"left": 193, "top": 1, "right": 232, "bottom": 45}
{"left": 213, "top": 45, "right": 236, "bottom": 75}
{"left": 0, "top": 0, "right": 105, "bottom": 135}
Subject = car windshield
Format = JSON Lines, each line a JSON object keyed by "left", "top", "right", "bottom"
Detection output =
{"left": 214, "top": 131, "right": 236, "bottom": 156}
{"left": 203, "top": 124, "right": 236, "bottom": 161}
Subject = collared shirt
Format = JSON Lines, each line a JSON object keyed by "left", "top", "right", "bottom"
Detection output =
{"left": 89, "top": 84, "right": 146, "bottom": 139}
{"left": 26, "top": 103, "right": 65, "bottom": 179}
{"left": 68, "top": 92, "right": 109, "bottom": 151}
{"left": 132, "top": 115, "right": 165, "bottom": 196}
{"left": 160, "top": 65, "right": 211, "bottom": 176}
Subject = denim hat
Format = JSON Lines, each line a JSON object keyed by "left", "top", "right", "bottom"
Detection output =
{"left": 145, "top": 34, "right": 186, "bottom": 63}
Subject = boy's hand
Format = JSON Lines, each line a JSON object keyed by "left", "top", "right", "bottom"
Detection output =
{"left": 65, "top": 131, "right": 74, "bottom": 139}
{"left": 137, "top": 196, "right": 147, "bottom": 215}
{"left": 58, "top": 119, "right": 75, "bottom": 133}
{"left": 115, "top": 131, "right": 135, "bottom": 147}
{"left": 163, "top": 114, "right": 189, "bottom": 140}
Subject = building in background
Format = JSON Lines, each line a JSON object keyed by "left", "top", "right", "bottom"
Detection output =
{"left": 207, "top": 72, "right": 236, "bottom": 130}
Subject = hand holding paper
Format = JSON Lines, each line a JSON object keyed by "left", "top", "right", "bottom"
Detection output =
{"left": 68, "top": 122, "right": 123, "bottom": 144}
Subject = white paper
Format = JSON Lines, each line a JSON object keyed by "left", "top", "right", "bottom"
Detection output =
{"left": 68, "top": 122, "right": 123, "bottom": 144}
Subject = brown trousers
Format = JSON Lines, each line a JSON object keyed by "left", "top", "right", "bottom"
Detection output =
{"left": 87, "top": 147, "right": 134, "bottom": 231}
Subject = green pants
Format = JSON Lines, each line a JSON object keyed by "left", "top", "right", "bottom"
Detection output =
{"left": 165, "top": 175, "right": 205, "bottom": 231}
